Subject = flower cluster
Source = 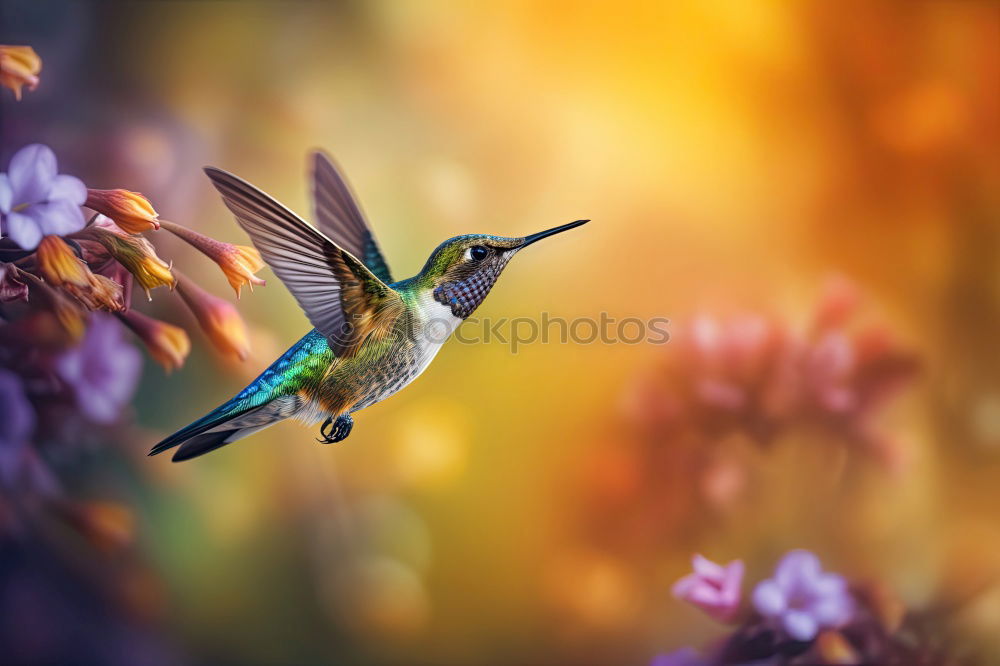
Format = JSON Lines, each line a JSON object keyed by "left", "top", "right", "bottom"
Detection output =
{"left": 0, "top": 40, "right": 269, "bottom": 665}
{"left": 0, "top": 139, "right": 267, "bottom": 510}
{"left": 658, "top": 550, "right": 965, "bottom": 665}
{"left": 0, "top": 142, "right": 264, "bottom": 369}
{"left": 623, "top": 277, "right": 919, "bottom": 471}
{"left": 0, "top": 312, "right": 139, "bottom": 497}
{"left": 1, "top": 53, "right": 264, "bottom": 536}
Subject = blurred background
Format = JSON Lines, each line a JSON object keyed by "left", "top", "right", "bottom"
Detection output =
{"left": 1, "top": 1, "right": 998, "bottom": 664}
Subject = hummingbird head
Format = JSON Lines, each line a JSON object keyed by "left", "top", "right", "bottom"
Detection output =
{"left": 418, "top": 219, "right": 588, "bottom": 319}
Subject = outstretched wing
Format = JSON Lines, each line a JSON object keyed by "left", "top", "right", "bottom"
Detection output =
{"left": 310, "top": 150, "right": 393, "bottom": 283}
{"left": 204, "top": 167, "right": 404, "bottom": 357}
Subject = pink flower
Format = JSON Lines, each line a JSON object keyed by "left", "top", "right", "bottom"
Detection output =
{"left": 622, "top": 276, "right": 919, "bottom": 469}
{"left": 672, "top": 554, "right": 744, "bottom": 623}
{"left": 803, "top": 332, "right": 856, "bottom": 413}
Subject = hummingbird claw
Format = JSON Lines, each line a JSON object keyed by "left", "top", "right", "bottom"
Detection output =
{"left": 316, "top": 414, "right": 354, "bottom": 444}
{"left": 317, "top": 416, "right": 335, "bottom": 443}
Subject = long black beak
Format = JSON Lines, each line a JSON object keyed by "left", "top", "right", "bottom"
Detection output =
{"left": 519, "top": 219, "right": 589, "bottom": 248}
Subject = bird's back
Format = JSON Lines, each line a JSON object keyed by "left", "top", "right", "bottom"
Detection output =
{"left": 236, "top": 328, "right": 334, "bottom": 406}
{"left": 149, "top": 329, "right": 334, "bottom": 459}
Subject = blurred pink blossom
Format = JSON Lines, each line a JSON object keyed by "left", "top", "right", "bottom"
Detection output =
{"left": 625, "top": 276, "right": 919, "bottom": 469}
{"left": 672, "top": 554, "right": 744, "bottom": 623}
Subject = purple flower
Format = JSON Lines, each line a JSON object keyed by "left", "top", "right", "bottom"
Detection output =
{"left": 0, "top": 368, "right": 34, "bottom": 446}
{"left": 55, "top": 314, "right": 141, "bottom": 424}
{"left": 0, "top": 144, "right": 86, "bottom": 250}
{"left": 0, "top": 368, "right": 45, "bottom": 491}
{"left": 752, "top": 549, "right": 854, "bottom": 641}
{"left": 672, "top": 554, "right": 744, "bottom": 622}
{"left": 650, "top": 647, "right": 707, "bottom": 666}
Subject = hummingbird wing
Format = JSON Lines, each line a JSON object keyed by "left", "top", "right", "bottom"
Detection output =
{"left": 204, "top": 167, "right": 405, "bottom": 357}
{"left": 310, "top": 150, "right": 393, "bottom": 283}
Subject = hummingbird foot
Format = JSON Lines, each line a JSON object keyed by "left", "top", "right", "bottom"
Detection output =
{"left": 317, "top": 414, "right": 353, "bottom": 444}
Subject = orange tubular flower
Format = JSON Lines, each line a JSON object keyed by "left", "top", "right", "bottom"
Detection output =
{"left": 16, "top": 270, "right": 88, "bottom": 341}
{"left": 88, "top": 225, "right": 175, "bottom": 298}
{"left": 36, "top": 235, "right": 124, "bottom": 311}
{"left": 79, "top": 274, "right": 126, "bottom": 312}
{"left": 36, "top": 235, "right": 90, "bottom": 286}
{"left": 118, "top": 310, "right": 191, "bottom": 372}
{"left": 54, "top": 500, "right": 135, "bottom": 553}
{"left": 175, "top": 272, "right": 250, "bottom": 361}
{"left": 0, "top": 45, "right": 41, "bottom": 100}
{"left": 159, "top": 219, "right": 265, "bottom": 298}
{"left": 85, "top": 189, "right": 160, "bottom": 234}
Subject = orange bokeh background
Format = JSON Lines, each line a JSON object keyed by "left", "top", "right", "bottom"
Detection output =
{"left": 4, "top": 1, "right": 997, "bottom": 664}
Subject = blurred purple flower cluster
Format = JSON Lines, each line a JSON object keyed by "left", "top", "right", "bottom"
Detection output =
{"left": 0, "top": 49, "right": 266, "bottom": 546}
{"left": 0, "top": 140, "right": 263, "bottom": 370}
{"left": 0, "top": 42, "right": 265, "bottom": 666}
{"left": 0, "top": 313, "right": 139, "bottom": 498}
{"left": 623, "top": 277, "right": 919, "bottom": 473}
{"left": 658, "top": 549, "right": 971, "bottom": 665}
{"left": 55, "top": 314, "right": 142, "bottom": 424}
{"left": 0, "top": 139, "right": 265, "bottom": 519}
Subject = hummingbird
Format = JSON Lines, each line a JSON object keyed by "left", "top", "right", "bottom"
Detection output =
{"left": 150, "top": 151, "right": 587, "bottom": 461}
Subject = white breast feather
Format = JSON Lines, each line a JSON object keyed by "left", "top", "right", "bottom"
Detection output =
{"left": 411, "top": 289, "right": 464, "bottom": 378}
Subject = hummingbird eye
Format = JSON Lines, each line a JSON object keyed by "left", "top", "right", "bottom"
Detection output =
{"left": 468, "top": 245, "right": 489, "bottom": 262}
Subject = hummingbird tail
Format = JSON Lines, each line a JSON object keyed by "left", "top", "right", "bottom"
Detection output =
{"left": 150, "top": 399, "right": 287, "bottom": 462}
{"left": 170, "top": 427, "right": 255, "bottom": 462}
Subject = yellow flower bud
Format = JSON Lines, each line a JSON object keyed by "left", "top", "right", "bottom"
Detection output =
{"left": 16, "top": 270, "right": 87, "bottom": 342}
{"left": 175, "top": 272, "right": 250, "bottom": 361}
{"left": 85, "top": 189, "right": 160, "bottom": 234}
{"left": 89, "top": 226, "right": 175, "bottom": 298}
{"left": 119, "top": 310, "right": 191, "bottom": 373}
{"left": 36, "top": 235, "right": 88, "bottom": 286}
{"left": 816, "top": 630, "right": 860, "bottom": 665}
{"left": 73, "top": 274, "right": 125, "bottom": 312}
{"left": 0, "top": 45, "right": 41, "bottom": 100}
{"left": 35, "top": 235, "right": 124, "bottom": 311}
{"left": 159, "top": 220, "right": 265, "bottom": 298}
{"left": 224, "top": 245, "right": 267, "bottom": 296}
